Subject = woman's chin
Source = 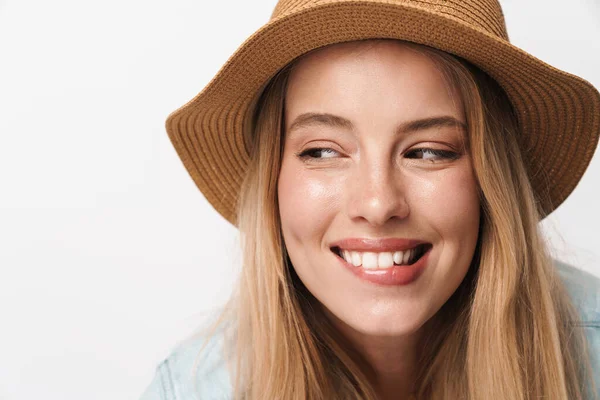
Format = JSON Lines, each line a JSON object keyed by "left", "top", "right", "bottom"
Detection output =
{"left": 327, "top": 309, "right": 428, "bottom": 339}
{"left": 352, "top": 322, "right": 424, "bottom": 338}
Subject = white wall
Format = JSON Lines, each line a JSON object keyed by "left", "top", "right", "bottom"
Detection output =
{"left": 0, "top": 1, "right": 598, "bottom": 399}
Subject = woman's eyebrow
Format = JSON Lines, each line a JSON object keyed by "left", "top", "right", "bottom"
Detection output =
{"left": 400, "top": 116, "right": 466, "bottom": 134}
{"left": 287, "top": 112, "right": 466, "bottom": 137}
{"left": 288, "top": 112, "right": 353, "bottom": 135}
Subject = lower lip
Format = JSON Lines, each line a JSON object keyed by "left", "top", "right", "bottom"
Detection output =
{"left": 336, "top": 248, "right": 430, "bottom": 286}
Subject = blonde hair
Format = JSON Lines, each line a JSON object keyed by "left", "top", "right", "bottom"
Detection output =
{"left": 201, "top": 39, "right": 597, "bottom": 400}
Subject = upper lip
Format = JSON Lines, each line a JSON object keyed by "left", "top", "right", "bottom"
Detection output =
{"left": 329, "top": 238, "right": 429, "bottom": 252}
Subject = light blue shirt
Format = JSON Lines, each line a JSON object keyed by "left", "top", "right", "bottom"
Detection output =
{"left": 140, "top": 260, "right": 600, "bottom": 399}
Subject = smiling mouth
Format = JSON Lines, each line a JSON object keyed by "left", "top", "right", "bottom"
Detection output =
{"left": 331, "top": 243, "right": 432, "bottom": 268}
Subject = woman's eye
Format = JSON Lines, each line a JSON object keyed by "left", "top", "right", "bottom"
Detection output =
{"left": 297, "top": 147, "right": 340, "bottom": 159}
{"left": 405, "top": 148, "right": 459, "bottom": 161}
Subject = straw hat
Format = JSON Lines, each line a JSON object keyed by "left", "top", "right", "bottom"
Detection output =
{"left": 165, "top": 0, "right": 600, "bottom": 226}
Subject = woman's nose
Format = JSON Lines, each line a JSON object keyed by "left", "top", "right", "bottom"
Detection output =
{"left": 345, "top": 160, "right": 409, "bottom": 226}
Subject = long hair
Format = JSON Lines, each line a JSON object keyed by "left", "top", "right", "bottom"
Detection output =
{"left": 202, "top": 39, "right": 597, "bottom": 400}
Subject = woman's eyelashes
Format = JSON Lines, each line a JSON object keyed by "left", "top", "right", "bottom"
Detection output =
{"left": 297, "top": 147, "right": 341, "bottom": 159}
{"left": 296, "top": 146, "right": 460, "bottom": 162}
{"left": 404, "top": 148, "right": 460, "bottom": 161}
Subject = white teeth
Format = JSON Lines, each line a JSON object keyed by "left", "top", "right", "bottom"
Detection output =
{"left": 403, "top": 249, "right": 411, "bottom": 264}
{"left": 362, "top": 252, "right": 378, "bottom": 269}
{"left": 393, "top": 251, "right": 404, "bottom": 264}
{"left": 343, "top": 250, "right": 351, "bottom": 264}
{"left": 351, "top": 251, "right": 362, "bottom": 267}
{"left": 378, "top": 252, "right": 394, "bottom": 268}
{"left": 338, "top": 246, "right": 425, "bottom": 268}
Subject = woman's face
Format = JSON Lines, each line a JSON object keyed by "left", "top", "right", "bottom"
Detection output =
{"left": 277, "top": 41, "right": 480, "bottom": 338}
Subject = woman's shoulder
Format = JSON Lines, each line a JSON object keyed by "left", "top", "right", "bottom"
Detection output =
{"left": 554, "top": 259, "right": 600, "bottom": 397}
{"left": 554, "top": 259, "right": 600, "bottom": 324}
{"left": 139, "top": 317, "right": 233, "bottom": 400}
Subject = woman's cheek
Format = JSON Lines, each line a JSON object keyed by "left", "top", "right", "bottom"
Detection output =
{"left": 405, "top": 166, "right": 479, "bottom": 228}
{"left": 278, "top": 165, "right": 342, "bottom": 238}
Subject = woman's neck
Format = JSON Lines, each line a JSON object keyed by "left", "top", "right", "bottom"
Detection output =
{"left": 357, "top": 335, "right": 418, "bottom": 400}
{"left": 325, "top": 310, "right": 421, "bottom": 399}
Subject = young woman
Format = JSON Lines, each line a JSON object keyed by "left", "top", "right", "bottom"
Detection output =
{"left": 141, "top": 0, "right": 600, "bottom": 399}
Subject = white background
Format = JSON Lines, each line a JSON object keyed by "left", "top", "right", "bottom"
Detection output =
{"left": 0, "top": 0, "right": 598, "bottom": 399}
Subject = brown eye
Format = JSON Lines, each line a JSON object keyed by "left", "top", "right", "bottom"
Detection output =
{"left": 405, "top": 148, "right": 459, "bottom": 161}
{"left": 298, "top": 148, "right": 340, "bottom": 159}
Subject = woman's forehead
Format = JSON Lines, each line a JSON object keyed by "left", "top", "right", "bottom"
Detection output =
{"left": 284, "top": 40, "right": 465, "bottom": 132}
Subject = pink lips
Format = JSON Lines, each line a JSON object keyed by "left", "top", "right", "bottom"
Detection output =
{"left": 331, "top": 237, "right": 431, "bottom": 286}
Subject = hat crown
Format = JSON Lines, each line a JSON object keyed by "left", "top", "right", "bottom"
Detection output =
{"left": 271, "top": 0, "right": 508, "bottom": 40}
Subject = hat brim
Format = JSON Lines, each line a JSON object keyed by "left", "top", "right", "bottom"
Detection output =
{"left": 166, "top": 1, "right": 600, "bottom": 226}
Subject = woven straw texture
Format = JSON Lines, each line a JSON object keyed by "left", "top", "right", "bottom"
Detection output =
{"left": 166, "top": 0, "right": 600, "bottom": 226}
